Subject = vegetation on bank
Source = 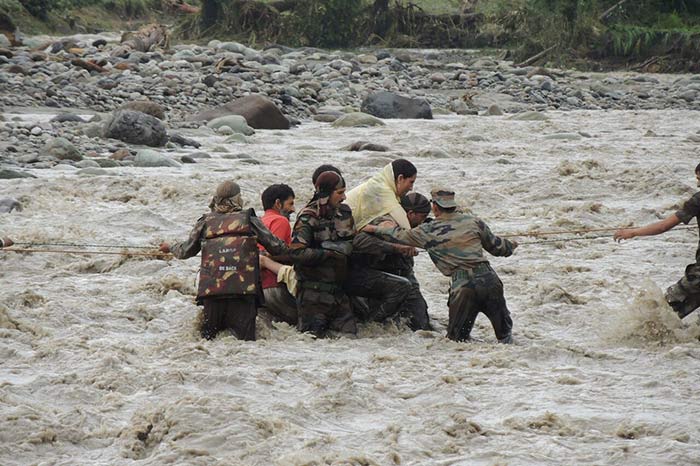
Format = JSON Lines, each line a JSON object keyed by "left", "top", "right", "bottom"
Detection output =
{"left": 3, "top": 0, "right": 700, "bottom": 70}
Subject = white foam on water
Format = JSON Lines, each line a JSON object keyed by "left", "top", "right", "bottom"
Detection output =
{"left": 2, "top": 108, "right": 700, "bottom": 465}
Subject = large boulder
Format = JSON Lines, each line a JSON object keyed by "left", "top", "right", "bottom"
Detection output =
{"left": 103, "top": 110, "right": 168, "bottom": 147}
{"left": 361, "top": 91, "right": 433, "bottom": 119}
{"left": 190, "top": 94, "right": 290, "bottom": 130}
{"left": 119, "top": 100, "right": 166, "bottom": 120}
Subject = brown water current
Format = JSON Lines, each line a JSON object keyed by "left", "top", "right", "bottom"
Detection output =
{"left": 2, "top": 109, "right": 700, "bottom": 465}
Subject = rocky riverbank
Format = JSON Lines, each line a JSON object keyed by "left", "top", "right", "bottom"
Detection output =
{"left": 2, "top": 32, "right": 700, "bottom": 178}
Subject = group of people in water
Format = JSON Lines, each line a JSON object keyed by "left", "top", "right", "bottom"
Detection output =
{"left": 157, "top": 158, "right": 700, "bottom": 343}
{"left": 3, "top": 161, "right": 699, "bottom": 343}
{"left": 159, "top": 159, "right": 519, "bottom": 342}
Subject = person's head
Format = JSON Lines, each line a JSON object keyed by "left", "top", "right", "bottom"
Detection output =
{"left": 430, "top": 187, "right": 457, "bottom": 216}
{"left": 400, "top": 192, "right": 431, "bottom": 227}
{"left": 209, "top": 180, "right": 243, "bottom": 213}
{"left": 695, "top": 163, "right": 700, "bottom": 186}
{"left": 261, "top": 184, "right": 295, "bottom": 218}
{"left": 312, "top": 164, "right": 342, "bottom": 186}
{"left": 315, "top": 171, "right": 346, "bottom": 208}
{"left": 392, "top": 159, "right": 417, "bottom": 196}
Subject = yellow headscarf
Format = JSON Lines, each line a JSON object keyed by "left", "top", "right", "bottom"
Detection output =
{"left": 345, "top": 163, "right": 411, "bottom": 230}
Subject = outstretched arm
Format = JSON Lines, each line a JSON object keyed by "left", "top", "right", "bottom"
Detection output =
{"left": 478, "top": 219, "right": 517, "bottom": 257}
{"left": 614, "top": 214, "right": 681, "bottom": 242}
{"left": 161, "top": 216, "right": 206, "bottom": 259}
{"left": 251, "top": 216, "right": 289, "bottom": 256}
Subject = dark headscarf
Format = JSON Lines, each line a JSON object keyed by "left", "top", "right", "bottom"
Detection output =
{"left": 400, "top": 192, "right": 431, "bottom": 214}
{"left": 311, "top": 171, "right": 346, "bottom": 217}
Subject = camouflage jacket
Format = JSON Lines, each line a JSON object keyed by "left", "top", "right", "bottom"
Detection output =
{"left": 675, "top": 191, "right": 700, "bottom": 262}
{"left": 352, "top": 215, "right": 414, "bottom": 275}
{"left": 290, "top": 201, "right": 355, "bottom": 285}
{"left": 171, "top": 208, "right": 289, "bottom": 260}
{"left": 376, "top": 211, "right": 514, "bottom": 277}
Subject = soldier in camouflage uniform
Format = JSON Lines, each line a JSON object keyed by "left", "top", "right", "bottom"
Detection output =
{"left": 160, "top": 180, "right": 290, "bottom": 341}
{"left": 614, "top": 163, "right": 700, "bottom": 319}
{"left": 363, "top": 188, "right": 518, "bottom": 343}
{"left": 290, "top": 171, "right": 357, "bottom": 337}
{"left": 351, "top": 193, "right": 433, "bottom": 330}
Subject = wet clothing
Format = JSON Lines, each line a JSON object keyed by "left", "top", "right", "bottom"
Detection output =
{"left": 202, "top": 296, "right": 256, "bottom": 340}
{"left": 352, "top": 215, "right": 431, "bottom": 330}
{"left": 290, "top": 201, "right": 357, "bottom": 336}
{"left": 259, "top": 209, "right": 292, "bottom": 289}
{"left": 447, "top": 264, "right": 513, "bottom": 342}
{"left": 667, "top": 192, "right": 700, "bottom": 318}
{"left": 171, "top": 208, "right": 289, "bottom": 340}
{"left": 257, "top": 209, "right": 298, "bottom": 324}
{"left": 377, "top": 211, "right": 515, "bottom": 341}
{"left": 260, "top": 285, "right": 298, "bottom": 325}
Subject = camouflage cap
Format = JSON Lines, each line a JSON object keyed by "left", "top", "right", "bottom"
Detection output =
{"left": 401, "top": 192, "right": 431, "bottom": 214}
{"left": 430, "top": 188, "right": 457, "bottom": 209}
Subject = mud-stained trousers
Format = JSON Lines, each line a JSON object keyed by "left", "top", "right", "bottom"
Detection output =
{"left": 447, "top": 264, "right": 513, "bottom": 343}
{"left": 200, "top": 296, "right": 257, "bottom": 340}
{"left": 297, "top": 287, "right": 357, "bottom": 337}
{"left": 344, "top": 266, "right": 427, "bottom": 329}
{"left": 260, "top": 285, "right": 298, "bottom": 325}
{"left": 665, "top": 262, "right": 700, "bottom": 319}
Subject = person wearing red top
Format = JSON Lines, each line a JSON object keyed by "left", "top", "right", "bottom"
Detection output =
{"left": 258, "top": 184, "right": 298, "bottom": 324}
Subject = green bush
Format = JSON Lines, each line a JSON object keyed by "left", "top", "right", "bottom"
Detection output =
{"left": 21, "top": 0, "right": 51, "bottom": 19}
{"left": 287, "top": 0, "right": 367, "bottom": 47}
{"left": 0, "top": 0, "right": 22, "bottom": 12}
{"left": 103, "top": 0, "right": 152, "bottom": 17}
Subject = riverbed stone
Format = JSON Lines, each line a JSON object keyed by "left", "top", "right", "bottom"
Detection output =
{"left": 361, "top": 91, "right": 432, "bottom": 119}
{"left": 103, "top": 110, "right": 168, "bottom": 147}
{"left": 45, "top": 137, "right": 82, "bottom": 161}
{"left": 133, "top": 149, "right": 181, "bottom": 168}
{"left": 191, "top": 94, "right": 290, "bottom": 129}
{"left": 207, "top": 115, "right": 255, "bottom": 135}
{"left": 331, "top": 112, "right": 385, "bottom": 128}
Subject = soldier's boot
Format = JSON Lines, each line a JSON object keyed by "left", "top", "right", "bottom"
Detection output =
{"left": 497, "top": 334, "right": 513, "bottom": 344}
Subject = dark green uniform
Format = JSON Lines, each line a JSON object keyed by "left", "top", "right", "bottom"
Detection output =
{"left": 666, "top": 192, "right": 700, "bottom": 318}
{"left": 172, "top": 208, "right": 289, "bottom": 340}
{"left": 377, "top": 211, "right": 515, "bottom": 342}
{"left": 351, "top": 215, "right": 431, "bottom": 330}
{"left": 290, "top": 202, "right": 357, "bottom": 337}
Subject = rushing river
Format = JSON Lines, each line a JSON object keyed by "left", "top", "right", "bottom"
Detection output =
{"left": 2, "top": 108, "right": 700, "bottom": 465}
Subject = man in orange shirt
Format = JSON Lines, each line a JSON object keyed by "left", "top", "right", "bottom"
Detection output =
{"left": 258, "top": 184, "right": 298, "bottom": 324}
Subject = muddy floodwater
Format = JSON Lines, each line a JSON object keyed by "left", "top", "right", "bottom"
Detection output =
{"left": 2, "top": 108, "right": 700, "bottom": 465}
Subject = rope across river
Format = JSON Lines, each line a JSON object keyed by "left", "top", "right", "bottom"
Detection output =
{"left": 0, "top": 225, "right": 695, "bottom": 256}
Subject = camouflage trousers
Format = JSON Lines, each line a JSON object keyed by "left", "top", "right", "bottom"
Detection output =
{"left": 345, "top": 266, "right": 429, "bottom": 330}
{"left": 201, "top": 295, "right": 257, "bottom": 341}
{"left": 447, "top": 264, "right": 512, "bottom": 342}
{"left": 665, "top": 262, "right": 700, "bottom": 319}
{"left": 297, "top": 286, "right": 357, "bottom": 337}
{"left": 260, "top": 285, "right": 298, "bottom": 325}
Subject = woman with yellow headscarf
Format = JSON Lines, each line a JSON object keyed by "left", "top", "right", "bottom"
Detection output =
{"left": 345, "top": 159, "right": 417, "bottom": 230}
